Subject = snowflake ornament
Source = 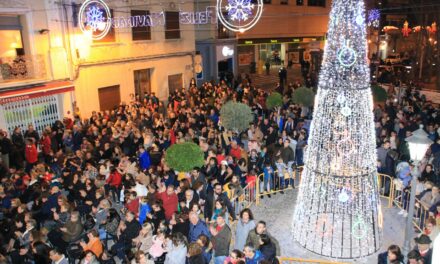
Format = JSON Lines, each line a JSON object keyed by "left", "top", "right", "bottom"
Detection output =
{"left": 86, "top": 5, "right": 105, "bottom": 32}
{"left": 226, "top": 0, "right": 254, "bottom": 22}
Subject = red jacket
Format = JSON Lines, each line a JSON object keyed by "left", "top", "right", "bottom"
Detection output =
{"left": 25, "top": 144, "right": 38, "bottom": 164}
{"left": 106, "top": 171, "right": 122, "bottom": 187}
{"left": 125, "top": 198, "right": 140, "bottom": 217}
{"left": 40, "top": 136, "right": 51, "bottom": 155}
{"left": 229, "top": 146, "right": 242, "bottom": 160}
{"left": 156, "top": 191, "right": 178, "bottom": 220}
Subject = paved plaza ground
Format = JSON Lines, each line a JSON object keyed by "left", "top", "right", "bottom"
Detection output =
{"left": 250, "top": 190, "right": 407, "bottom": 263}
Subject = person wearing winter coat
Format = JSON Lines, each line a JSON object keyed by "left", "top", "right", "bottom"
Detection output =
{"left": 187, "top": 242, "right": 206, "bottom": 264}
{"left": 164, "top": 232, "right": 187, "bottom": 264}
{"left": 243, "top": 245, "right": 263, "bottom": 264}
{"left": 234, "top": 209, "right": 256, "bottom": 251}
{"left": 139, "top": 146, "right": 151, "bottom": 171}
{"left": 210, "top": 213, "right": 231, "bottom": 264}
{"left": 246, "top": 221, "right": 280, "bottom": 256}
{"left": 189, "top": 212, "right": 211, "bottom": 243}
{"left": 258, "top": 234, "right": 276, "bottom": 263}
{"left": 156, "top": 184, "right": 178, "bottom": 221}
{"left": 25, "top": 138, "right": 38, "bottom": 173}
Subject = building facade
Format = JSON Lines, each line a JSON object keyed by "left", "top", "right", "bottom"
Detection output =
{"left": 194, "top": 0, "right": 238, "bottom": 85}
{"left": 0, "top": 0, "right": 197, "bottom": 133}
{"left": 237, "top": 0, "right": 331, "bottom": 74}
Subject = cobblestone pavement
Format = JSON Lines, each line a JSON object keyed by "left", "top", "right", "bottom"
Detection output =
{"left": 250, "top": 190, "right": 407, "bottom": 263}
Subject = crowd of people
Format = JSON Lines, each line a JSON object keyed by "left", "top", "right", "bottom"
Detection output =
{"left": 0, "top": 73, "right": 440, "bottom": 264}
{"left": 375, "top": 81, "right": 440, "bottom": 264}
{"left": 0, "top": 76, "right": 302, "bottom": 264}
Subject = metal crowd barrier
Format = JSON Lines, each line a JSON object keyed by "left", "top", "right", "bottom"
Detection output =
{"left": 392, "top": 183, "right": 431, "bottom": 232}
{"left": 377, "top": 173, "right": 395, "bottom": 208}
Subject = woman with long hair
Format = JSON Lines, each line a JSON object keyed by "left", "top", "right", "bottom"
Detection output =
{"left": 187, "top": 242, "right": 205, "bottom": 264}
{"left": 164, "top": 232, "right": 187, "bottom": 264}
{"left": 234, "top": 209, "right": 256, "bottom": 251}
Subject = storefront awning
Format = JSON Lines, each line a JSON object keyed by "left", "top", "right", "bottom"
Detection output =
{"left": 0, "top": 81, "right": 74, "bottom": 105}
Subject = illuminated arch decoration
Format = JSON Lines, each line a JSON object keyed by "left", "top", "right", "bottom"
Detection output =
{"left": 216, "top": 0, "right": 263, "bottom": 33}
{"left": 79, "top": 0, "right": 112, "bottom": 40}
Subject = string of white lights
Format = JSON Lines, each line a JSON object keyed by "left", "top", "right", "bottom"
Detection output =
{"left": 291, "top": 0, "right": 383, "bottom": 259}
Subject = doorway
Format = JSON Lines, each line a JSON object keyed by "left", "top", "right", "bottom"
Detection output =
{"left": 98, "top": 85, "right": 121, "bottom": 111}
{"left": 168, "top": 74, "right": 183, "bottom": 95}
{"left": 134, "top": 68, "right": 152, "bottom": 100}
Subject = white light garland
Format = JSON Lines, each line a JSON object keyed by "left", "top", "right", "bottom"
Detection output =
{"left": 292, "top": 0, "right": 382, "bottom": 259}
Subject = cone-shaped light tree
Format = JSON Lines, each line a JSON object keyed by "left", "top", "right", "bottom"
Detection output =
{"left": 292, "top": 0, "right": 383, "bottom": 259}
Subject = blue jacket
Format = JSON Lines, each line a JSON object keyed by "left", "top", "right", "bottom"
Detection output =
{"left": 245, "top": 250, "right": 263, "bottom": 264}
{"left": 139, "top": 151, "right": 151, "bottom": 171}
{"left": 139, "top": 203, "right": 151, "bottom": 224}
{"left": 189, "top": 220, "right": 211, "bottom": 242}
{"left": 263, "top": 166, "right": 274, "bottom": 181}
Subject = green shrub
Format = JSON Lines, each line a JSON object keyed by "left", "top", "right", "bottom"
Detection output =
{"left": 266, "top": 92, "right": 283, "bottom": 109}
{"left": 371, "top": 84, "right": 388, "bottom": 102}
{"left": 292, "top": 87, "right": 315, "bottom": 107}
{"left": 165, "top": 142, "right": 205, "bottom": 172}
{"left": 220, "top": 101, "right": 253, "bottom": 132}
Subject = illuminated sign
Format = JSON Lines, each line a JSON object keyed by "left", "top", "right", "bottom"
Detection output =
{"left": 180, "top": 7, "right": 217, "bottom": 25}
{"left": 222, "top": 46, "right": 234, "bottom": 57}
{"left": 216, "top": 0, "right": 263, "bottom": 33}
{"left": 79, "top": 0, "right": 264, "bottom": 39}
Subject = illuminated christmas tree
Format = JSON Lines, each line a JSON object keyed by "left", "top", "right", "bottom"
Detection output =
{"left": 291, "top": 0, "right": 383, "bottom": 259}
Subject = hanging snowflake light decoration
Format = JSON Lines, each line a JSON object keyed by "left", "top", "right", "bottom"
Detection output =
{"left": 86, "top": 6, "right": 105, "bottom": 32}
{"left": 216, "top": 0, "right": 263, "bottom": 32}
{"left": 367, "top": 9, "right": 380, "bottom": 28}
{"left": 78, "top": 0, "right": 112, "bottom": 40}
{"left": 226, "top": 0, "right": 254, "bottom": 22}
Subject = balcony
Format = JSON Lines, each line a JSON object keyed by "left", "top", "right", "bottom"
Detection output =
{"left": 0, "top": 54, "right": 48, "bottom": 88}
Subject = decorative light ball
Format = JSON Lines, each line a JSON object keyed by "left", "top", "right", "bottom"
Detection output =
{"left": 338, "top": 46, "right": 357, "bottom": 67}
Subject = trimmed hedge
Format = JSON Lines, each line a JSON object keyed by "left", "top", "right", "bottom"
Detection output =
{"left": 220, "top": 101, "right": 253, "bottom": 132}
{"left": 292, "top": 86, "right": 315, "bottom": 107}
{"left": 165, "top": 142, "right": 205, "bottom": 172}
{"left": 266, "top": 92, "right": 283, "bottom": 109}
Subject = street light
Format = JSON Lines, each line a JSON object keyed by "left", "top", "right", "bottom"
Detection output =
{"left": 402, "top": 125, "right": 433, "bottom": 260}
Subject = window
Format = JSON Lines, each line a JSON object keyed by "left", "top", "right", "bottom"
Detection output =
{"left": 308, "top": 0, "right": 326, "bottom": 7}
{"left": 281, "top": 0, "right": 289, "bottom": 4}
{"left": 296, "top": 0, "right": 304, "bottom": 5}
{"left": 165, "top": 11, "right": 180, "bottom": 39}
{"left": 131, "top": 10, "right": 151, "bottom": 41}
{"left": 168, "top": 74, "right": 183, "bottom": 95}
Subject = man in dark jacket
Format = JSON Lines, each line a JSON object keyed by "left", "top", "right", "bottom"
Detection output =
{"left": 414, "top": 234, "right": 433, "bottom": 264}
{"left": 112, "top": 211, "right": 141, "bottom": 260}
{"left": 0, "top": 130, "right": 12, "bottom": 170}
{"left": 246, "top": 221, "right": 280, "bottom": 256}
{"left": 280, "top": 139, "right": 295, "bottom": 165}
{"left": 210, "top": 213, "right": 231, "bottom": 264}
{"left": 204, "top": 183, "right": 235, "bottom": 222}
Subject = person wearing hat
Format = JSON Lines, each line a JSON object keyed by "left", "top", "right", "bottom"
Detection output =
{"left": 414, "top": 234, "right": 433, "bottom": 264}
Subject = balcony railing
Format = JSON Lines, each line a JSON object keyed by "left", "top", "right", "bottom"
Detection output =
{"left": 0, "top": 54, "right": 47, "bottom": 84}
